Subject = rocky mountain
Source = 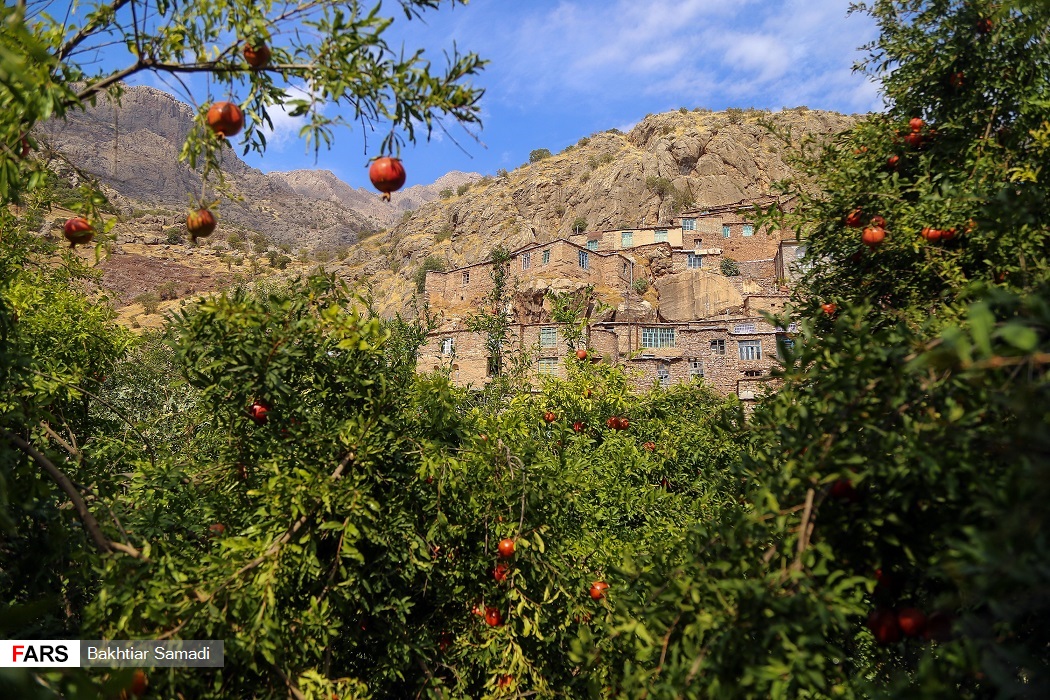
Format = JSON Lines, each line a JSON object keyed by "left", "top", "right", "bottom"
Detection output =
{"left": 270, "top": 169, "right": 481, "bottom": 228}
{"left": 41, "top": 85, "right": 478, "bottom": 248}
{"left": 340, "top": 107, "right": 856, "bottom": 313}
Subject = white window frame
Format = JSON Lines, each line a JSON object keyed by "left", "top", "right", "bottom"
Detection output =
{"left": 742, "top": 224, "right": 754, "bottom": 237}
{"left": 738, "top": 340, "right": 762, "bottom": 361}
{"left": 586, "top": 240, "right": 598, "bottom": 251}
{"left": 641, "top": 327, "right": 676, "bottom": 349}
{"left": 536, "top": 358, "right": 559, "bottom": 376}
{"left": 710, "top": 339, "right": 726, "bottom": 355}
{"left": 733, "top": 323, "right": 757, "bottom": 334}
{"left": 441, "top": 337, "right": 454, "bottom": 355}
{"left": 539, "top": 326, "right": 557, "bottom": 349}
{"left": 521, "top": 252, "right": 531, "bottom": 270}
{"left": 682, "top": 218, "right": 696, "bottom": 231}
{"left": 621, "top": 231, "right": 633, "bottom": 247}
{"left": 687, "top": 253, "right": 702, "bottom": 269}
{"left": 654, "top": 229, "right": 668, "bottom": 243}
{"left": 657, "top": 364, "right": 671, "bottom": 386}
{"left": 722, "top": 225, "right": 731, "bottom": 238}
{"left": 462, "top": 270, "right": 470, "bottom": 285}
{"left": 689, "top": 360, "right": 704, "bottom": 378}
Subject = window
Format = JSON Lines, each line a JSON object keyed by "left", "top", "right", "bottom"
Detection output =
{"left": 621, "top": 231, "right": 633, "bottom": 247}
{"left": 578, "top": 250, "right": 590, "bottom": 269}
{"left": 441, "top": 337, "right": 454, "bottom": 355}
{"left": 657, "top": 364, "right": 671, "bottom": 386}
{"left": 693, "top": 238, "right": 702, "bottom": 249}
{"left": 641, "top": 327, "right": 676, "bottom": 348}
{"left": 733, "top": 323, "right": 756, "bottom": 334}
{"left": 687, "top": 253, "right": 702, "bottom": 269}
{"left": 682, "top": 218, "right": 696, "bottom": 231}
{"left": 521, "top": 252, "right": 531, "bottom": 270}
{"left": 462, "top": 270, "right": 470, "bottom": 285}
{"left": 586, "top": 239, "right": 599, "bottom": 251}
{"left": 742, "top": 224, "right": 754, "bottom": 237}
{"left": 654, "top": 229, "right": 668, "bottom": 243}
{"left": 722, "top": 224, "right": 731, "bottom": 238}
{"left": 689, "top": 360, "right": 704, "bottom": 379}
{"left": 738, "top": 340, "right": 762, "bottom": 360}
{"left": 744, "top": 369, "right": 764, "bottom": 377}
{"left": 778, "top": 338, "right": 795, "bottom": 360}
{"left": 622, "top": 261, "right": 629, "bottom": 274}
{"left": 542, "top": 249, "right": 550, "bottom": 265}
{"left": 539, "top": 326, "right": 557, "bottom": 349}
{"left": 536, "top": 358, "right": 559, "bottom": 376}
{"left": 710, "top": 339, "right": 726, "bottom": 355}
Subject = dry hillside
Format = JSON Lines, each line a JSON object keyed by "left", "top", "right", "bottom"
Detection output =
{"left": 339, "top": 107, "right": 856, "bottom": 314}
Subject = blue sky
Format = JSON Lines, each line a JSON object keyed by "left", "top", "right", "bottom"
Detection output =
{"left": 116, "top": 0, "right": 882, "bottom": 191}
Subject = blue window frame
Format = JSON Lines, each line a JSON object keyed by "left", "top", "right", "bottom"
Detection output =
{"left": 682, "top": 218, "right": 696, "bottom": 231}
{"left": 586, "top": 240, "right": 598, "bottom": 251}
{"left": 539, "top": 327, "right": 557, "bottom": 348}
{"left": 687, "top": 253, "right": 702, "bottom": 269}
{"left": 621, "top": 231, "right": 633, "bottom": 247}
{"left": 542, "top": 249, "right": 550, "bottom": 265}
{"left": 654, "top": 229, "right": 668, "bottom": 243}
{"left": 722, "top": 225, "right": 731, "bottom": 238}
{"left": 578, "top": 250, "right": 590, "bottom": 269}
{"left": 743, "top": 224, "right": 754, "bottom": 237}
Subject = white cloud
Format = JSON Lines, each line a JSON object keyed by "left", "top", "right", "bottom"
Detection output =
{"left": 260, "top": 84, "right": 325, "bottom": 151}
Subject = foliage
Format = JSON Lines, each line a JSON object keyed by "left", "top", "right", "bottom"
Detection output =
{"left": 719, "top": 257, "right": 740, "bottom": 277}
{"left": 529, "top": 148, "right": 552, "bottom": 163}
{"left": 465, "top": 246, "right": 515, "bottom": 386}
{"left": 457, "top": 182, "right": 471, "bottom": 196}
{"left": 645, "top": 176, "right": 675, "bottom": 197}
{"left": 572, "top": 217, "right": 588, "bottom": 234}
{"left": 440, "top": 188, "right": 454, "bottom": 199}
{"left": 414, "top": 255, "right": 447, "bottom": 294}
{"left": 583, "top": 2, "right": 1050, "bottom": 697}
{"left": 631, "top": 278, "right": 649, "bottom": 295}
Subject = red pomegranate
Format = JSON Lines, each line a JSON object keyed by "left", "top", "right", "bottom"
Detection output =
{"left": 187, "top": 208, "right": 217, "bottom": 241}
{"left": 369, "top": 157, "right": 406, "bottom": 202}
{"left": 206, "top": 101, "right": 244, "bottom": 138}
{"left": 862, "top": 226, "right": 886, "bottom": 248}
{"left": 243, "top": 42, "right": 271, "bottom": 69}
{"left": 589, "top": 581, "right": 610, "bottom": 600}
{"left": 63, "top": 217, "right": 94, "bottom": 247}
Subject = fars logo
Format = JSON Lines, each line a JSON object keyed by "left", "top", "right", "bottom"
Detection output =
{"left": 0, "top": 640, "right": 81, "bottom": 667}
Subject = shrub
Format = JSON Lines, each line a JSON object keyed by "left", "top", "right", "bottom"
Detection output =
{"left": 632, "top": 278, "right": 649, "bottom": 294}
{"left": 165, "top": 228, "right": 184, "bottom": 245}
{"left": 439, "top": 188, "right": 453, "bottom": 199}
{"left": 414, "top": 255, "right": 446, "bottom": 293}
{"left": 157, "top": 281, "right": 179, "bottom": 301}
{"left": 434, "top": 225, "right": 453, "bottom": 243}
{"left": 571, "top": 217, "right": 587, "bottom": 234}
{"left": 456, "top": 182, "right": 470, "bottom": 196}
{"left": 720, "top": 257, "right": 740, "bottom": 276}
{"left": 529, "top": 148, "right": 552, "bottom": 163}
{"left": 135, "top": 292, "right": 160, "bottom": 315}
{"left": 645, "top": 176, "right": 675, "bottom": 197}
{"left": 577, "top": 136, "right": 590, "bottom": 147}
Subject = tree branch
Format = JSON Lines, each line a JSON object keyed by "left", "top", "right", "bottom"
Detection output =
{"left": 4, "top": 430, "right": 111, "bottom": 553}
{"left": 57, "top": 0, "right": 134, "bottom": 62}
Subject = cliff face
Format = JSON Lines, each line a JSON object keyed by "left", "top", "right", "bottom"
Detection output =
{"left": 42, "top": 86, "right": 478, "bottom": 247}
{"left": 341, "top": 107, "right": 855, "bottom": 314}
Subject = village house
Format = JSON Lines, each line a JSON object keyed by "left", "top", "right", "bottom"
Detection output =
{"left": 418, "top": 196, "right": 803, "bottom": 403}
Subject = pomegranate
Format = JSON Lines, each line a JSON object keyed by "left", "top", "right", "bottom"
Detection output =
{"left": 243, "top": 42, "right": 271, "bottom": 69}
{"left": 368, "top": 156, "right": 406, "bottom": 201}
{"left": 187, "top": 208, "right": 217, "bottom": 241}
{"left": 63, "top": 217, "right": 94, "bottom": 247}
{"left": 862, "top": 226, "right": 886, "bottom": 248}
{"left": 206, "top": 101, "right": 244, "bottom": 138}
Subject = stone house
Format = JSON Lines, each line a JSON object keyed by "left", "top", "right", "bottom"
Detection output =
{"left": 418, "top": 197, "right": 800, "bottom": 403}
